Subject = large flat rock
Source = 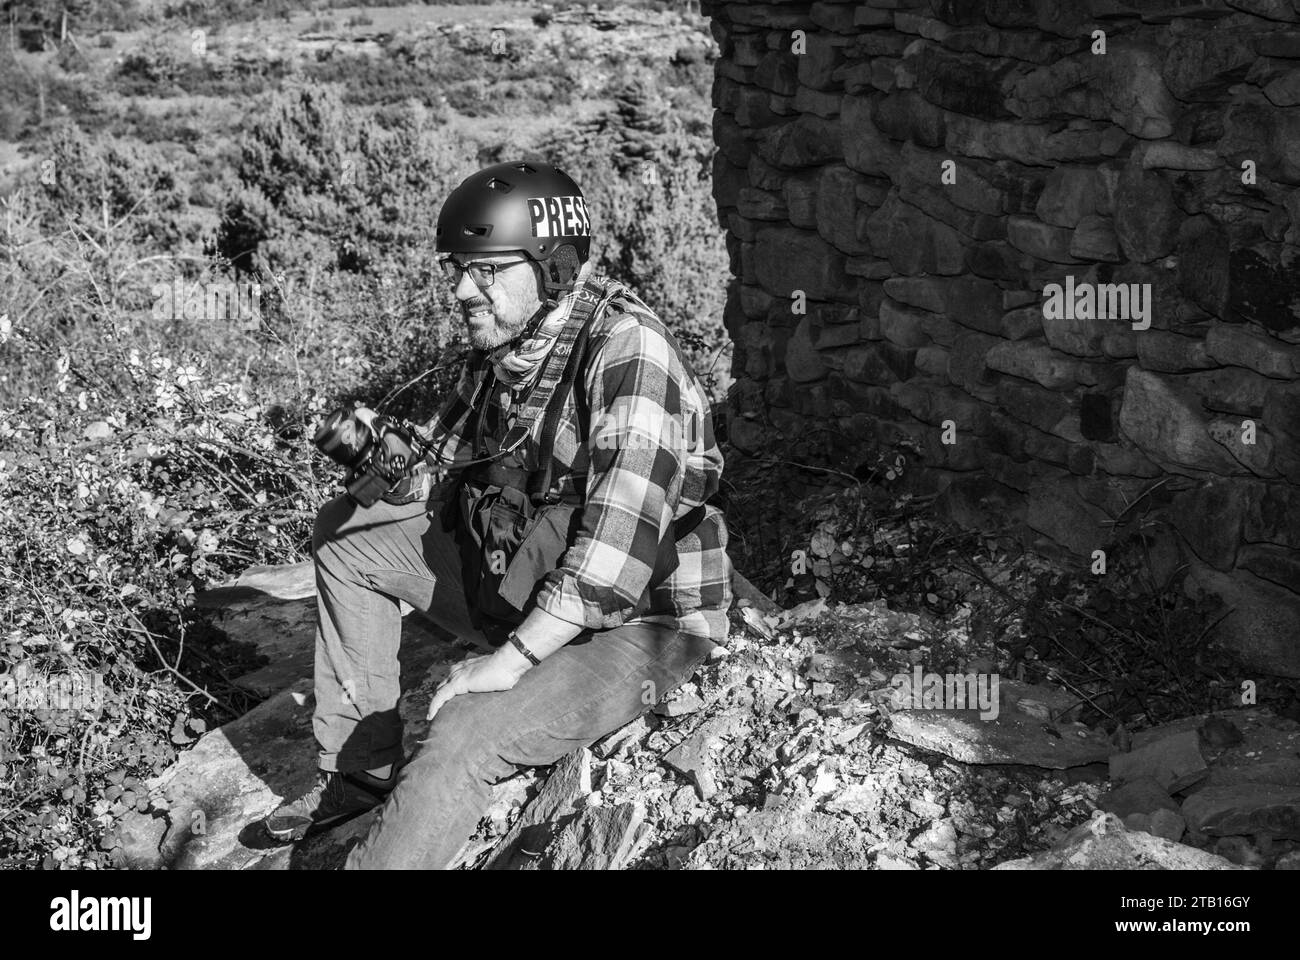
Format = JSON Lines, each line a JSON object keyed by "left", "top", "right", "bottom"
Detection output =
{"left": 116, "top": 614, "right": 463, "bottom": 870}
{"left": 196, "top": 561, "right": 320, "bottom": 695}
{"left": 196, "top": 560, "right": 459, "bottom": 697}
{"left": 887, "top": 708, "right": 1111, "bottom": 769}
{"left": 196, "top": 560, "right": 319, "bottom": 605}
{"left": 1116, "top": 708, "right": 1300, "bottom": 791}
{"left": 1109, "top": 730, "right": 1207, "bottom": 793}
{"left": 994, "top": 823, "right": 1244, "bottom": 870}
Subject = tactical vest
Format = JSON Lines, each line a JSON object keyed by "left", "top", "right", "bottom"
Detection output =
{"left": 442, "top": 275, "right": 706, "bottom": 633}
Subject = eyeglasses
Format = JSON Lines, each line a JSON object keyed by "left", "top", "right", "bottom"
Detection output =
{"left": 438, "top": 256, "right": 529, "bottom": 288}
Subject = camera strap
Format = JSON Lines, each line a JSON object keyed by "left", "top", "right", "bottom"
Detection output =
{"left": 497, "top": 274, "right": 625, "bottom": 466}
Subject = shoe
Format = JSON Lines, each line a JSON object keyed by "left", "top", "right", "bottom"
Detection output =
{"left": 263, "top": 766, "right": 400, "bottom": 843}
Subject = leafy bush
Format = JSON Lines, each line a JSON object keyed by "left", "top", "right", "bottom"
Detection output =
{"left": 29, "top": 121, "right": 193, "bottom": 245}
{"left": 0, "top": 241, "right": 338, "bottom": 866}
{"left": 212, "top": 84, "right": 472, "bottom": 416}
{"left": 114, "top": 34, "right": 296, "bottom": 100}
{"left": 160, "top": 0, "right": 297, "bottom": 26}
{"left": 0, "top": 371, "right": 317, "bottom": 867}
{"left": 0, "top": 58, "right": 104, "bottom": 139}
{"left": 116, "top": 36, "right": 188, "bottom": 89}
{"left": 2, "top": 0, "right": 144, "bottom": 33}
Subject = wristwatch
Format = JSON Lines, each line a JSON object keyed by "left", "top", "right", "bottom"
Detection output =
{"left": 507, "top": 630, "right": 541, "bottom": 666}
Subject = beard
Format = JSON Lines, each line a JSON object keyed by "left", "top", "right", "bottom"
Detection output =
{"left": 464, "top": 301, "right": 528, "bottom": 351}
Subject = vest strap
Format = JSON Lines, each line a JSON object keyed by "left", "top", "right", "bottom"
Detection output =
{"left": 498, "top": 275, "right": 624, "bottom": 457}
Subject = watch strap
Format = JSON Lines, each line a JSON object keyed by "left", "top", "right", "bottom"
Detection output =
{"left": 508, "top": 630, "right": 541, "bottom": 666}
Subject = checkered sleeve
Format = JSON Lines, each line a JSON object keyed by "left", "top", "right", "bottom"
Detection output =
{"left": 534, "top": 316, "right": 687, "bottom": 630}
{"left": 412, "top": 353, "right": 483, "bottom": 467}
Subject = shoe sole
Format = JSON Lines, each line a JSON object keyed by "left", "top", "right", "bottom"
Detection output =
{"left": 264, "top": 801, "right": 381, "bottom": 843}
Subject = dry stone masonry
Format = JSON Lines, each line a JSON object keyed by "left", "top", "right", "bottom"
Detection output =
{"left": 704, "top": 0, "right": 1300, "bottom": 677}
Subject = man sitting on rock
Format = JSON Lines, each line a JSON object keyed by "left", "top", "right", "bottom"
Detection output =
{"left": 262, "top": 160, "right": 732, "bottom": 868}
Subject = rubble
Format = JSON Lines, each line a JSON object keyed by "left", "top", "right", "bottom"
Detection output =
{"left": 653, "top": 682, "right": 706, "bottom": 718}
{"left": 660, "top": 713, "right": 733, "bottom": 800}
{"left": 1199, "top": 716, "right": 1245, "bottom": 749}
{"left": 993, "top": 820, "right": 1243, "bottom": 870}
{"left": 525, "top": 801, "right": 650, "bottom": 870}
{"left": 592, "top": 715, "right": 650, "bottom": 760}
{"left": 1276, "top": 850, "right": 1300, "bottom": 870}
{"left": 485, "top": 748, "right": 593, "bottom": 870}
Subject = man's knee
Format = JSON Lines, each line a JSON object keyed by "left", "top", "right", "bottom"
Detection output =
{"left": 401, "top": 693, "right": 516, "bottom": 789}
{"left": 419, "top": 692, "right": 507, "bottom": 760}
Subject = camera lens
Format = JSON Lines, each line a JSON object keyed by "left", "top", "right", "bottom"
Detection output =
{"left": 314, "top": 408, "right": 372, "bottom": 470}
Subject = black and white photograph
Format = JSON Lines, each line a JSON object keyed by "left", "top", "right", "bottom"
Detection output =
{"left": 0, "top": 0, "right": 1294, "bottom": 936}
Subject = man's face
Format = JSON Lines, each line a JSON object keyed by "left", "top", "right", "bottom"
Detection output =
{"left": 445, "top": 253, "right": 542, "bottom": 351}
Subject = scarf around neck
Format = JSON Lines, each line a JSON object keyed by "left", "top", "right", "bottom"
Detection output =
{"left": 487, "top": 261, "right": 594, "bottom": 389}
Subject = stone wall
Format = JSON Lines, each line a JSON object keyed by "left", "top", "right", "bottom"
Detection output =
{"left": 704, "top": 0, "right": 1300, "bottom": 677}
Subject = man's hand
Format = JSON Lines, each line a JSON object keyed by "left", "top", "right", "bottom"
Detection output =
{"left": 425, "top": 646, "right": 532, "bottom": 721}
{"left": 424, "top": 610, "right": 585, "bottom": 721}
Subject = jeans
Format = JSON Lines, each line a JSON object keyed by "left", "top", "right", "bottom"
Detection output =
{"left": 309, "top": 488, "right": 716, "bottom": 870}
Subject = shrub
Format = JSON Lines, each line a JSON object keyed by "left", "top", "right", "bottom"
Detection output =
{"left": 549, "top": 77, "right": 729, "bottom": 397}
{"left": 0, "top": 209, "right": 344, "bottom": 866}
{"left": 0, "top": 59, "right": 105, "bottom": 138}
{"left": 116, "top": 35, "right": 187, "bottom": 89}
{"left": 0, "top": 333, "right": 336, "bottom": 867}
{"left": 2, "top": 0, "right": 145, "bottom": 34}
{"left": 0, "top": 151, "right": 365, "bottom": 864}
{"left": 56, "top": 41, "right": 92, "bottom": 74}
{"left": 27, "top": 120, "right": 192, "bottom": 247}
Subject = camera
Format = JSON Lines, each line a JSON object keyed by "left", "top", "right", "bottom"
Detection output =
{"left": 313, "top": 405, "right": 432, "bottom": 507}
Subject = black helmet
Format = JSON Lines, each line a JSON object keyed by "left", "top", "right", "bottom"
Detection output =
{"left": 436, "top": 160, "right": 591, "bottom": 302}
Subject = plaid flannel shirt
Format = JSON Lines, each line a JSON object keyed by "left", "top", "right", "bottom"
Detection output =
{"left": 415, "top": 276, "right": 732, "bottom": 643}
